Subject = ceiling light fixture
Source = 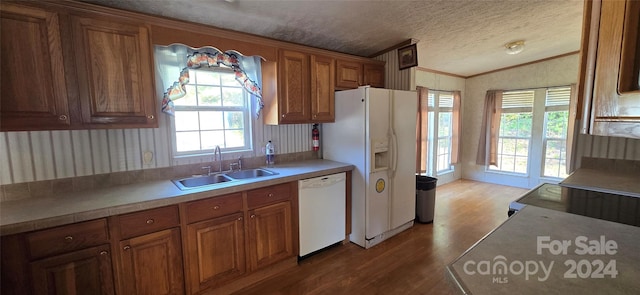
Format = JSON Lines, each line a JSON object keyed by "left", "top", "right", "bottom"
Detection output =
{"left": 504, "top": 40, "right": 525, "bottom": 55}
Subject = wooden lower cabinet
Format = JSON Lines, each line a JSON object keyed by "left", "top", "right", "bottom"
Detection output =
{"left": 118, "top": 228, "right": 185, "bottom": 295}
{"left": 248, "top": 201, "right": 294, "bottom": 270}
{"left": 31, "top": 244, "right": 115, "bottom": 295}
{"left": 185, "top": 212, "right": 246, "bottom": 293}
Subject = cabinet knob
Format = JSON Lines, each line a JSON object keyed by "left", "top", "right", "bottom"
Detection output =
{"left": 59, "top": 115, "right": 68, "bottom": 121}
{"left": 147, "top": 115, "right": 154, "bottom": 120}
{"left": 237, "top": 217, "right": 243, "bottom": 221}
{"left": 123, "top": 245, "right": 131, "bottom": 251}
{"left": 268, "top": 193, "right": 274, "bottom": 197}
{"left": 213, "top": 205, "right": 220, "bottom": 210}
{"left": 250, "top": 214, "right": 256, "bottom": 219}
{"left": 313, "top": 114, "right": 317, "bottom": 119}
{"left": 64, "top": 235, "right": 73, "bottom": 242}
{"left": 146, "top": 219, "right": 154, "bottom": 224}
{"left": 282, "top": 114, "right": 286, "bottom": 118}
{"left": 99, "top": 250, "right": 109, "bottom": 255}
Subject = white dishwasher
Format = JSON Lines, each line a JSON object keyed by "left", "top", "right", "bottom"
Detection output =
{"left": 298, "top": 172, "right": 346, "bottom": 256}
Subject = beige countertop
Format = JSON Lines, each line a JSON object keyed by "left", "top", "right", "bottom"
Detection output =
{"left": 560, "top": 168, "right": 640, "bottom": 198}
{"left": 447, "top": 205, "right": 640, "bottom": 294}
{"left": 0, "top": 159, "right": 353, "bottom": 236}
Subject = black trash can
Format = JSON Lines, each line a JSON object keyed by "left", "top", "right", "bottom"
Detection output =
{"left": 416, "top": 175, "right": 437, "bottom": 223}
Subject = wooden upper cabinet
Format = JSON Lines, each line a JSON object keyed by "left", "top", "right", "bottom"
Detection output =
{"left": 363, "top": 63, "right": 385, "bottom": 88}
{"left": 277, "top": 50, "right": 310, "bottom": 123}
{"left": 310, "top": 55, "right": 335, "bottom": 122}
{"left": 580, "top": 0, "right": 640, "bottom": 138}
{"left": 265, "top": 50, "right": 336, "bottom": 124}
{"left": 0, "top": 3, "right": 71, "bottom": 131}
{"left": 71, "top": 14, "right": 157, "bottom": 128}
{"left": 335, "top": 59, "right": 362, "bottom": 89}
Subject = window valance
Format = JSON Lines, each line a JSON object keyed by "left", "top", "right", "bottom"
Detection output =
{"left": 154, "top": 44, "right": 264, "bottom": 117}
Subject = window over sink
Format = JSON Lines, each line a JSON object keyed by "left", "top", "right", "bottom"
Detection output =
{"left": 171, "top": 68, "right": 253, "bottom": 157}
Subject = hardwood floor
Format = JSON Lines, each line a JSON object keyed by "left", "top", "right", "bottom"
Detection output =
{"left": 233, "top": 179, "right": 528, "bottom": 295}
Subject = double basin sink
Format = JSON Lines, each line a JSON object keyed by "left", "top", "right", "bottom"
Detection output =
{"left": 172, "top": 168, "right": 278, "bottom": 190}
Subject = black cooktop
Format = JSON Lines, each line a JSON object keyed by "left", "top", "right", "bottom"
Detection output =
{"left": 509, "top": 183, "right": 640, "bottom": 227}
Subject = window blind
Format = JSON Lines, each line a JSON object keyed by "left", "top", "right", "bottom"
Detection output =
{"left": 545, "top": 87, "right": 571, "bottom": 107}
{"left": 501, "top": 90, "right": 534, "bottom": 109}
{"left": 439, "top": 94, "right": 454, "bottom": 108}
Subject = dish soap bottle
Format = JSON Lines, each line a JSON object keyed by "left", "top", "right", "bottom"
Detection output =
{"left": 265, "top": 140, "right": 275, "bottom": 166}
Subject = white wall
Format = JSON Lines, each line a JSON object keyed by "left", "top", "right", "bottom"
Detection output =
{"left": 461, "top": 54, "right": 580, "bottom": 188}
{"left": 415, "top": 69, "right": 466, "bottom": 185}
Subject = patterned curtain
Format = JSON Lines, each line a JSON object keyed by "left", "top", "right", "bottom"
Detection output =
{"left": 154, "top": 44, "right": 264, "bottom": 117}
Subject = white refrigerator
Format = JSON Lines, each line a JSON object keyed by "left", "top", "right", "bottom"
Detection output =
{"left": 323, "top": 86, "right": 417, "bottom": 248}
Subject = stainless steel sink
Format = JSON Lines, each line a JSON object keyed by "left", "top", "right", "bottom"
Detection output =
{"left": 225, "top": 168, "right": 278, "bottom": 180}
{"left": 172, "top": 174, "right": 234, "bottom": 190}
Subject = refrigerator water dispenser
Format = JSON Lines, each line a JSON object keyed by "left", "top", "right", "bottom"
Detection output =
{"left": 371, "top": 140, "right": 389, "bottom": 171}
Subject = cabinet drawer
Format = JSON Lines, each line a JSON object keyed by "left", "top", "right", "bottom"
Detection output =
{"left": 26, "top": 219, "right": 109, "bottom": 259}
{"left": 117, "top": 205, "right": 179, "bottom": 239}
{"left": 247, "top": 183, "right": 291, "bottom": 209}
{"left": 185, "top": 193, "right": 243, "bottom": 224}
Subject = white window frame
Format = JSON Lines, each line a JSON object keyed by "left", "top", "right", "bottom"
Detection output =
{"left": 541, "top": 87, "right": 571, "bottom": 179}
{"left": 489, "top": 90, "right": 534, "bottom": 175}
{"left": 425, "top": 91, "right": 455, "bottom": 176}
{"left": 170, "top": 67, "right": 254, "bottom": 160}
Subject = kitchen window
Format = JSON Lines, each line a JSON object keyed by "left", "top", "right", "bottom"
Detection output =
{"left": 489, "top": 90, "right": 534, "bottom": 174}
{"left": 171, "top": 68, "right": 252, "bottom": 156}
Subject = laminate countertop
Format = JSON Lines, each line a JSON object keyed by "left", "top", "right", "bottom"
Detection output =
{"left": 447, "top": 205, "right": 640, "bottom": 294}
{"left": 560, "top": 168, "right": 640, "bottom": 198}
{"left": 0, "top": 159, "right": 353, "bottom": 236}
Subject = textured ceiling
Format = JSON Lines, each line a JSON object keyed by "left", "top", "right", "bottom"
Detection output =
{"left": 85, "top": 0, "right": 584, "bottom": 77}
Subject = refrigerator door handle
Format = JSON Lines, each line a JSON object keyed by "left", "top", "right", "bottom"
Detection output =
{"left": 391, "top": 132, "right": 398, "bottom": 174}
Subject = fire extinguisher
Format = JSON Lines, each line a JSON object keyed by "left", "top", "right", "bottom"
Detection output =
{"left": 312, "top": 124, "right": 320, "bottom": 151}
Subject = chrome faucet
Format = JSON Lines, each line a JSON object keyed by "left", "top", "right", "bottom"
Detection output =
{"left": 213, "top": 145, "right": 222, "bottom": 172}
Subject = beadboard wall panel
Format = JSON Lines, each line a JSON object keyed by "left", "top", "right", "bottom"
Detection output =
{"left": 374, "top": 50, "right": 413, "bottom": 91}
{"left": 0, "top": 118, "right": 313, "bottom": 185}
{"left": 575, "top": 134, "right": 640, "bottom": 168}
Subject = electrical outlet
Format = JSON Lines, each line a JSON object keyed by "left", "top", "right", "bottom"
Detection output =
{"left": 143, "top": 151, "right": 153, "bottom": 164}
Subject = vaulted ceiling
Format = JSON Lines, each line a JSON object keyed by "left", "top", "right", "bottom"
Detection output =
{"left": 86, "top": 0, "right": 584, "bottom": 77}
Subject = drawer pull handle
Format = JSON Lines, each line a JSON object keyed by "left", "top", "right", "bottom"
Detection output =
{"left": 213, "top": 205, "right": 220, "bottom": 210}
{"left": 64, "top": 235, "right": 73, "bottom": 242}
{"left": 146, "top": 219, "right": 154, "bottom": 224}
{"left": 268, "top": 193, "right": 274, "bottom": 197}
{"left": 250, "top": 214, "right": 256, "bottom": 219}
{"left": 147, "top": 115, "right": 154, "bottom": 120}
{"left": 59, "top": 115, "right": 68, "bottom": 121}
{"left": 100, "top": 251, "right": 109, "bottom": 255}
{"left": 123, "top": 246, "right": 131, "bottom": 251}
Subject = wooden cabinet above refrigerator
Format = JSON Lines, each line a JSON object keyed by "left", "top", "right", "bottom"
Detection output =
{"left": 577, "top": 0, "right": 640, "bottom": 138}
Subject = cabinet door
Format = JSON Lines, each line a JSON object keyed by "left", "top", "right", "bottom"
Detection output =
{"left": 363, "top": 63, "right": 385, "bottom": 88}
{"left": 71, "top": 15, "right": 157, "bottom": 128}
{"left": 118, "top": 228, "right": 184, "bottom": 295}
{"left": 589, "top": 0, "right": 640, "bottom": 137}
{"left": 0, "top": 3, "right": 70, "bottom": 131}
{"left": 278, "top": 50, "right": 310, "bottom": 123}
{"left": 247, "top": 201, "right": 293, "bottom": 270}
{"left": 310, "top": 55, "right": 335, "bottom": 122}
{"left": 335, "top": 59, "right": 362, "bottom": 89}
{"left": 31, "top": 244, "right": 115, "bottom": 295}
{"left": 185, "top": 213, "right": 245, "bottom": 292}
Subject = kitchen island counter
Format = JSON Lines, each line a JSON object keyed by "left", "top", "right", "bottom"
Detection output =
{"left": 0, "top": 159, "right": 353, "bottom": 236}
{"left": 447, "top": 205, "right": 640, "bottom": 294}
